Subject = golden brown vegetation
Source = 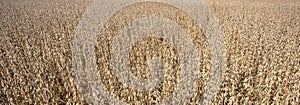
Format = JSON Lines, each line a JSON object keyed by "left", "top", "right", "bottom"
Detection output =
{"left": 209, "top": 0, "right": 300, "bottom": 104}
{"left": 0, "top": 0, "right": 299, "bottom": 104}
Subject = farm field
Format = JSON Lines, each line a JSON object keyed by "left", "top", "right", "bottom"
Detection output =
{"left": 0, "top": 0, "right": 299, "bottom": 104}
